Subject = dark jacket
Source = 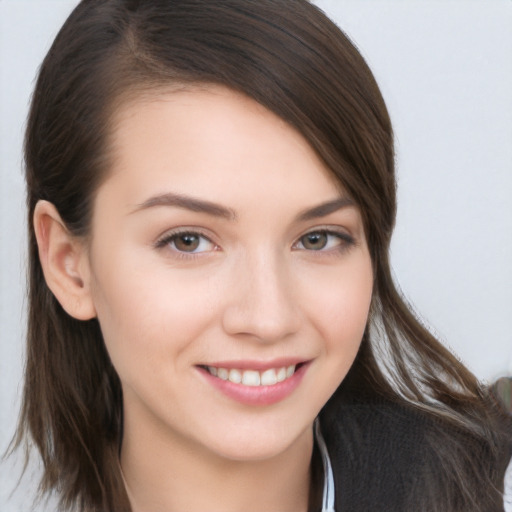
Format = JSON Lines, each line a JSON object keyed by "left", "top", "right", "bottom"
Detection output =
{"left": 319, "top": 398, "right": 511, "bottom": 512}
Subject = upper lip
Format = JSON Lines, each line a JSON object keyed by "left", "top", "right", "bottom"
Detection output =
{"left": 198, "top": 357, "right": 309, "bottom": 371}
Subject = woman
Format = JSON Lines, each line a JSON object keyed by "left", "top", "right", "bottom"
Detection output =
{"left": 10, "top": 0, "right": 511, "bottom": 510}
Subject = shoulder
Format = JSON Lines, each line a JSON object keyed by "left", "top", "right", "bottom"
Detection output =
{"left": 319, "top": 398, "right": 511, "bottom": 511}
{"left": 319, "top": 399, "right": 429, "bottom": 511}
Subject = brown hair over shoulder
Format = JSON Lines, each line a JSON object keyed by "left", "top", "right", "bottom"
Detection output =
{"left": 11, "top": 1, "right": 511, "bottom": 511}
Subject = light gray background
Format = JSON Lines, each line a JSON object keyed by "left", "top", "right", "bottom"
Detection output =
{"left": 1, "top": 1, "right": 511, "bottom": 510}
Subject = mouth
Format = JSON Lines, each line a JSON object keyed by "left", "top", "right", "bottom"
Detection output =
{"left": 197, "top": 360, "right": 310, "bottom": 406}
{"left": 199, "top": 363, "right": 304, "bottom": 387}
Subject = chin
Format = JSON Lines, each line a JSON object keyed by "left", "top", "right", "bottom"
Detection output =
{"left": 199, "top": 418, "right": 313, "bottom": 463}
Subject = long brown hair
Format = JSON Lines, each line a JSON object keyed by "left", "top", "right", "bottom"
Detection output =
{"left": 12, "top": 1, "right": 510, "bottom": 510}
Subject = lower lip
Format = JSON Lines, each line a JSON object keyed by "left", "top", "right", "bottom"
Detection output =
{"left": 198, "top": 363, "right": 309, "bottom": 406}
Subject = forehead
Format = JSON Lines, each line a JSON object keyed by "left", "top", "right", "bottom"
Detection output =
{"left": 103, "top": 85, "right": 345, "bottom": 213}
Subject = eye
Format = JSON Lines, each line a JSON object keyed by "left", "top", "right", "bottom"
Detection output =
{"left": 156, "top": 231, "right": 217, "bottom": 254}
{"left": 294, "top": 230, "right": 354, "bottom": 251}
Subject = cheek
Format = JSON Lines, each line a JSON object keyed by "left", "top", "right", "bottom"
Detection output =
{"left": 307, "top": 257, "right": 373, "bottom": 357}
{"left": 89, "top": 258, "right": 217, "bottom": 380}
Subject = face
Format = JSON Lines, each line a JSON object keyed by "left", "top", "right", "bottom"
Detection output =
{"left": 85, "top": 86, "right": 373, "bottom": 462}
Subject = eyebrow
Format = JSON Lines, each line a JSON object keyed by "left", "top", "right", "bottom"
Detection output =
{"left": 132, "top": 192, "right": 237, "bottom": 220}
{"left": 132, "top": 192, "right": 354, "bottom": 222}
{"left": 295, "top": 196, "right": 355, "bottom": 221}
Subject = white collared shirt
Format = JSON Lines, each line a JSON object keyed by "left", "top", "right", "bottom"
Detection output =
{"left": 315, "top": 419, "right": 336, "bottom": 512}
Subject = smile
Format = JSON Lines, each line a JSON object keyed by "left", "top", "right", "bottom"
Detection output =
{"left": 198, "top": 361, "right": 309, "bottom": 406}
{"left": 205, "top": 365, "right": 297, "bottom": 387}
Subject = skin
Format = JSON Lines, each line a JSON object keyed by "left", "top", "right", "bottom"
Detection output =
{"left": 35, "top": 86, "right": 374, "bottom": 511}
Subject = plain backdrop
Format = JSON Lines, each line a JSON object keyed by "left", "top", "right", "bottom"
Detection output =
{"left": 1, "top": 1, "right": 511, "bottom": 510}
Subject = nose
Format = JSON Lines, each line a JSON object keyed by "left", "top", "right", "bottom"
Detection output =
{"left": 221, "top": 249, "right": 301, "bottom": 343}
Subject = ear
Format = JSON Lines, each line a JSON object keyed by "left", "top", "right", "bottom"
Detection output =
{"left": 34, "top": 200, "right": 97, "bottom": 320}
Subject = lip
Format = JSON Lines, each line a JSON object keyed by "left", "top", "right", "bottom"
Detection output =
{"left": 197, "top": 360, "right": 311, "bottom": 406}
{"left": 201, "top": 357, "right": 306, "bottom": 371}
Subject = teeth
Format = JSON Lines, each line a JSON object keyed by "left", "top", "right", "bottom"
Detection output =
{"left": 217, "top": 368, "right": 229, "bottom": 380}
{"left": 242, "top": 370, "right": 260, "bottom": 386}
{"left": 206, "top": 364, "right": 297, "bottom": 387}
{"left": 276, "top": 367, "right": 287, "bottom": 382}
{"left": 228, "top": 369, "right": 242, "bottom": 384}
{"left": 261, "top": 369, "right": 277, "bottom": 386}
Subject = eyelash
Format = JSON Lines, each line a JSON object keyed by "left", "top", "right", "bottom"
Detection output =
{"left": 154, "top": 228, "right": 218, "bottom": 259}
{"left": 293, "top": 229, "right": 355, "bottom": 253}
{"left": 154, "top": 227, "right": 356, "bottom": 258}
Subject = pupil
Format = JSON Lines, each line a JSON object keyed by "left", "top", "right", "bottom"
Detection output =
{"left": 175, "top": 234, "right": 199, "bottom": 252}
{"left": 303, "top": 232, "right": 327, "bottom": 250}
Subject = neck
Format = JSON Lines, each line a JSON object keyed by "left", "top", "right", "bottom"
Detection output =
{"left": 120, "top": 407, "right": 313, "bottom": 512}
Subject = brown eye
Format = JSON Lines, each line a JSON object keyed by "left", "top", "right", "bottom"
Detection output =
{"left": 300, "top": 232, "right": 328, "bottom": 250}
{"left": 155, "top": 230, "right": 217, "bottom": 255}
{"left": 295, "top": 230, "right": 355, "bottom": 252}
{"left": 173, "top": 234, "right": 200, "bottom": 252}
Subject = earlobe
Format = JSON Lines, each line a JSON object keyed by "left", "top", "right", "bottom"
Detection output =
{"left": 34, "top": 200, "right": 97, "bottom": 320}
